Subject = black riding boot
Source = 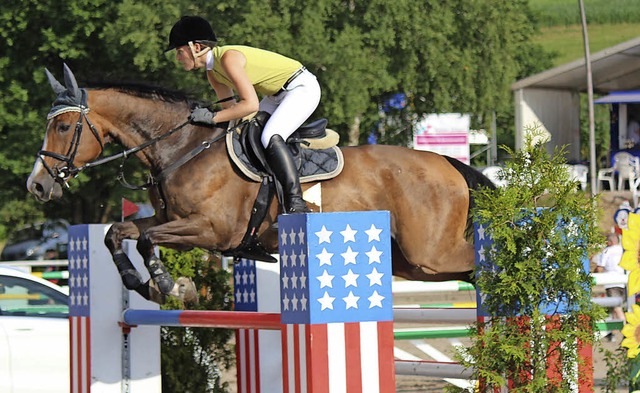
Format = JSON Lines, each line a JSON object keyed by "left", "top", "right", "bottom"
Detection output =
{"left": 265, "top": 135, "right": 311, "bottom": 214}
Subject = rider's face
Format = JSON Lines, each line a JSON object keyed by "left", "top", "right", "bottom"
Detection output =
{"left": 175, "top": 46, "right": 196, "bottom": 71}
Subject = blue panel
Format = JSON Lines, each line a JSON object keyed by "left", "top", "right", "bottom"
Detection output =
{"left": 280, "top": 211, "right": 393, "bottom": 325}
{"left": 68, "top": 225, "right": 90, "bottom": 317}
{"left": 233, "top": 258, "right": 258, "bottom": 311}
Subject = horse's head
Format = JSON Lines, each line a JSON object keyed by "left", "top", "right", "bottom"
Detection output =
{"left": 27, "top": 64, "right": 105, "bottom": 201}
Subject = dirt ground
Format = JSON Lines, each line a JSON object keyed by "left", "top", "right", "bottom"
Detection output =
{"left": 220, "top": 191, "right": 633, "bottom": 392}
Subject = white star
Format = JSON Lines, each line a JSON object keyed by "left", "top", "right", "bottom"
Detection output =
{"left": 366, "top": 245, "right": 383, "bottom": 264}
{"left": 297, "top": 228, "right": 306, "bottom": 244}
{"left": 242, "top": 271, "right": 248, "bottom": 285}
{"left": 242, "top": 289, "right": 249, "bottom": 303}
{"left": 300, "top": 293, "right": 308, "bottom": 310}
{"left": 290, "top": 250, "right": 297, "bottom": 267}
{"left": 234, "top": 270, "right": 241, "bottom": 285}
{"left": 340, "top": 224, "right": 357, "bottom": 243}
{"left": 81, "top": 237, "right": 87, "bottom": 250}
{"left": 341, "top": 246, "right": 359, "bottom": 265}
{"left": 235, "top": 288, "right": 242, "bottom": 303}
{"left": 478, "top": 244, "right": 486, "bottom": 262}
{"left": 316, "top": 248, "right": 333, "bottom": 266}
{"left": 281, "top": 249, "right": 289, "bottom": 267}
{"left": 315, "top": 225, "right": 333, "bottom": 244}
{"left": 69, "top": 238, "right": 75, "bottom": 252}
{"left": 69, "top": 256, "right": 75, "bottom": 270}
{"left": 366, "top": 267, "right": 384, "bottom": 286}
{"left": 289, "top": 228, "right": 296, "bottom": 245}
{"left": 292, "top": 294, "right": 299, "bottom": 311}
{"left": 365, "top": 224, "right": 382, "bottom": 242}
{"left": 280, "top": 229, "right": 288, "bottom": 246}
{"left": 317, "top": 270, "right": 334, "bottom": 288}
{"left": 70, "top": 294, "right": 76, "bottom": 306}
{"left": 299, "top": 252, "right": 307, "bottom": 267}
{"left": 249, "top": 270, "right": 255, "bottom": 285}
{"left": 249, "top": 289, "right": 256, "bottom": 303}
{"left": 82, "top": 256, "right": 88, "bottom": 269}
{"left": 477, "top": 224, "right": 486, "bottom": 241}
{"left": 291, "top": 273, "right": 299, "bottom": 289}
{"left": 368, "top": 290, "right": 385, "bottom": 308}
{"left": 282, "top": 293, "right": 290, "bottom": 311}
{"left": 282, "top": 272, "right": 290, "bottom": 289}
{"left": 343, "top": 291, "right": 360, "bottom": 309}
{"left": 300, "top": 272, "right": 307, "bottom": 288}
{"left": 342, "top": 269, "right": 359, "bottom": 288}
{"left": 317, "top": 291, "right": 335, "bottom": 310}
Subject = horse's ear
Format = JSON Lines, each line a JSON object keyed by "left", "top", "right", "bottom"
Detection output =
{"left": 45, "top": 68, "right": 65, "bottom": 95}
{"left": 62, "top": 63, "right": 81, "bottom": 99}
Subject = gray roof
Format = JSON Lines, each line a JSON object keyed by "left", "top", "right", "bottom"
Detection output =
{"left": 511, "top": 36, "right": 640, "bottom": 94}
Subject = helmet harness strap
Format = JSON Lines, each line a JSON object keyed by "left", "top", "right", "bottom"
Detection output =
{"left": 188, "top": 41, "right": 211, "bottom": 60}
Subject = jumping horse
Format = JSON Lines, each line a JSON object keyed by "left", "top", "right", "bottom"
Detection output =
{"left": 27, "top": 64, "right": 495, "bottom": 304}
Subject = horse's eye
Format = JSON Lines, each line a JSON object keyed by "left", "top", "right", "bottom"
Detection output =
{"left": 57, "top": 123, "right": 71, "bottom": 133}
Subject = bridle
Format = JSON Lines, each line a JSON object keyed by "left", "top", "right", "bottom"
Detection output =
{"left": 38, "top": 104, "right": 103, "bottom": 188}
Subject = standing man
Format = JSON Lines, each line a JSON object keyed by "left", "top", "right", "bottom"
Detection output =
{"left": 166, "top": 15, "right": 321, "bottom": 213}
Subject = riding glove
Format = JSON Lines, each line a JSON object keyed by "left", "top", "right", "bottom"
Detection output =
{"left": 189, "top": 107, "right": 217, "bottom": 125}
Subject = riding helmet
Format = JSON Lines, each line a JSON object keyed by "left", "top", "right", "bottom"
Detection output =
{"left": 165, "top": 16, "right": 217, "bottom": 52}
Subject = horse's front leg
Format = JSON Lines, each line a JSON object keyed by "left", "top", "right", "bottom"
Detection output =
{"left": 136, "top": 216, "right": 216, "bottom": 304}
{"left": 104, "top": 217, "right": 166, "bottom": 303}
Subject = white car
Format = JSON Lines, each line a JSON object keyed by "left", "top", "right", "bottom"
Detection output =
{"left": 0, "top": 266, "right": 68, "bottom": 393}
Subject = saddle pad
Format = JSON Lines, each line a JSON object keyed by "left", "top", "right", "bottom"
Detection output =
{"left": 226, "top": 131, "right": 344, "bottom": 183}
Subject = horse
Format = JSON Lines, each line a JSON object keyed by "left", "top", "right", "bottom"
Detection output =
{"left": 27, "top": 64, "right": 495, "bottom": 304}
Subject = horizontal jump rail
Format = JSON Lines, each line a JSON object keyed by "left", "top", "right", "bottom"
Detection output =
{"left": 122, "top": 309, "right": 281, "bottom": 330}
{"left": 395, "top": 360, "right": 473, "bottom": 379}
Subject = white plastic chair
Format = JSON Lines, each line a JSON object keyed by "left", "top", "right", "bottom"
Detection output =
{"left": 615, "top": 152, "right": 640, "bottom": 191}
{"left": 482, "top": 166, "right": 508, "bottom": 188}
{"left": 565, "top": 164, "right": 588, "bottom": 191}
{"left": 597, "top": 163, "right": 616, "bottom": 191}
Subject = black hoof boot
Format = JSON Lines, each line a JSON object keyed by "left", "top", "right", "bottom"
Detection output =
{"left": 114, "top": 251, "right": 143, "bottom": 290}
{"left": 146, "top": 256, "right": 175, "bottom": 295}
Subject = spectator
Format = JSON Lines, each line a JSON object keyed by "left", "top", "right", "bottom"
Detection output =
{"left": 595, "top": 233, "right": 626, "bottom": 341}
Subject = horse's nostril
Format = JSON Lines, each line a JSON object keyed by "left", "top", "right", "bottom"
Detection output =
{"left": 33, "top": 182, "right": 44, "bottom": 196}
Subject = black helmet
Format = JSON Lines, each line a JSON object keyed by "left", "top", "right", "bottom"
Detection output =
{"left": 165, "top": 16, "right": 217, "bottom": 52}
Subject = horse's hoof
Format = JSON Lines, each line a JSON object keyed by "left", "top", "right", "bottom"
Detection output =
{"left": 174, "top": 277, "right": 199, "bottom": 305}
{"left": 147, "top": 280, "right": 167, "bottom": 305}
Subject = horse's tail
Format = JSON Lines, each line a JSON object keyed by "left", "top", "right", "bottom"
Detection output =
{"left": 443, "top": 156, "right": 496, "bottom": 240}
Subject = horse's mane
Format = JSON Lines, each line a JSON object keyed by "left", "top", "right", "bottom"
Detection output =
{"left": 88, "top": 81, "right": 201, "bottom": 105}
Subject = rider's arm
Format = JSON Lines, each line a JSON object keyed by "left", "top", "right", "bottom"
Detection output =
{"left": 208, "top": 50, "right": 259, "bottom": 123}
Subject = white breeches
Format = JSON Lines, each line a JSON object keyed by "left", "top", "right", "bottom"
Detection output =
{"left": 259, "top": 69, "right": 321, "bottom": 148}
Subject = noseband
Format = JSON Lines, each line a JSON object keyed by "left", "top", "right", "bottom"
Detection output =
{"left": 38, "top": 105, "right": 103, "bottom": 187}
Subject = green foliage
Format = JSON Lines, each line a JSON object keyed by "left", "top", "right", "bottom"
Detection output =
{"left": 598, "top": 346, "right": 629, "bottom": 392}
{"left": 451, "top": 129, "right": 607, "bottom": 391}
{"left": 159, "top": 247, "right": 235, "bottom": 393}
{"left": 529, "top": 0, "right": 640, "bottom": 27}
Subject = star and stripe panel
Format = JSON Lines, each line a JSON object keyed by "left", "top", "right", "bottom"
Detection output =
{"left": 234, "top": 258, "right": 258, "bottom": 312}
{"left": 68, "top": 224, "right": 91, "bottom": 393}
{"left": 279, "top": 211, "right": 393, "bottom": 325}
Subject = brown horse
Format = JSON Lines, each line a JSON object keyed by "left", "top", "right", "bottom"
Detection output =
{"left": 27, "top": 65, "right": 494, "bottom": 304}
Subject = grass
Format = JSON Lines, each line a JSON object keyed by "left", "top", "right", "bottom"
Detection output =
{"left": 532, "top": 23, "right": 640, "bottom": 66}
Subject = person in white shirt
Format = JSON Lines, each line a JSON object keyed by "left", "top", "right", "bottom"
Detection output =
{"left": 595, "top": 233, "right": 626, "bottom": 340}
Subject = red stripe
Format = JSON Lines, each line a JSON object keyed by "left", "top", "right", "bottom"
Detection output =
{"left": 281, "top": 326, "right": 290, "bottom": 393}
{"left": 344, "top": 323, "right": 362, "bottom": 392}
{"left": 235, "top": 330, "right": 244, "bottom": 393}
{"left": 308, "top": 324, "right": 329, "bottom": 393}
{"left": 377, "top": 321, "right": 396, "bottom": 392}
{"left": 545, "top": 316, "right": 562, "bottom": 388}
{"left": 70, "top": 318, "right": 76, "bottom": 393}
{"left": 253, "top": 330, "right": 261, "bottom": 393}
{"left": 75, "top": 317, "right": 84, "bottom": 393}
{"left": 293, "top": 325, "right": 301, "bottom": 393}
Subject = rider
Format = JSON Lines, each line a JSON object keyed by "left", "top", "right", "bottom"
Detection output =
{"left": 166, "top": 15, "right": 319, "bottom": 214}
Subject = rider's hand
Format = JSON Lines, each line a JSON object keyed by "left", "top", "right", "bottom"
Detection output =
{"left": 189, "top": 107, "right": 217, "bottom": 125}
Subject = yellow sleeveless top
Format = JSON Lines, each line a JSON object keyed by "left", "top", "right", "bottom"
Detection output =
{"left": 209, "top": 45, "right": 303, "bottom": 96}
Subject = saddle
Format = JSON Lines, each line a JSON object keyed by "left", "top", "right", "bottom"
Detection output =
{"left": 222, "top": 112, "right": 344, "bottom": 263}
